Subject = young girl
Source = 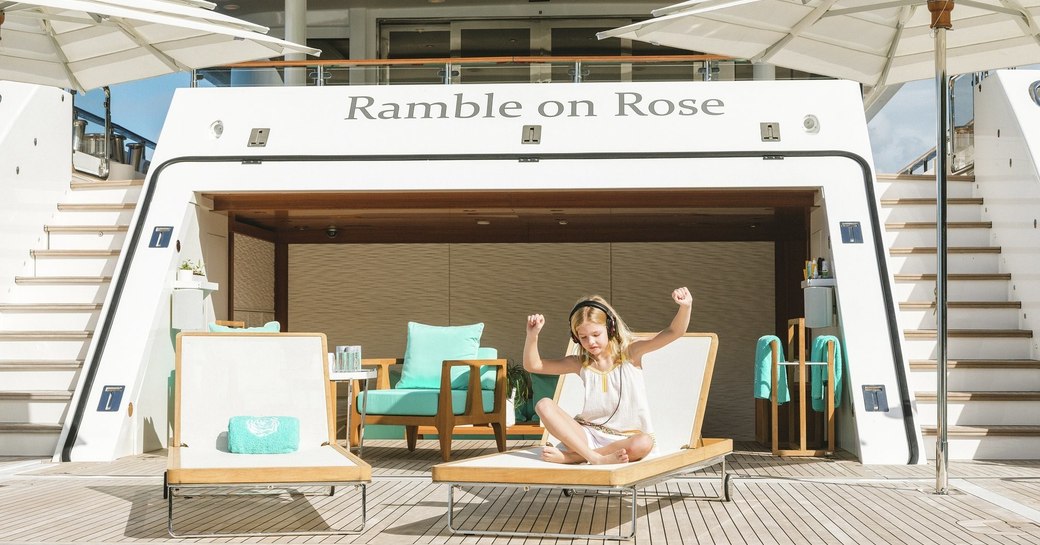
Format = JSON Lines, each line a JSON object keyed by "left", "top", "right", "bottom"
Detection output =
{"left": 524, "top": 287, "right": 693, "bottom": 465}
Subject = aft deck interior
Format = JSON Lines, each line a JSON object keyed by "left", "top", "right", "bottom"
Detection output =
{"left": 2, "top": 439, "right": 1040, "bottom": 543}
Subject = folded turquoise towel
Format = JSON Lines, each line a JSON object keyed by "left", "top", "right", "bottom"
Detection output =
{"left": 228, "top": 416, "right": 299, "bottom": 454}
{"left": 754, "top": 335, "right": 790, "bottom": 404}
{"left": 810, "top": 336, "right": 843, "bottom": 412}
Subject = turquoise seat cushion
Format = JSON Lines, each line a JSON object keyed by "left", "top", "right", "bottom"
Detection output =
{"left": 227, "top": 415, "right": 299, "bottom": 454}
{"left": 360, "top": 389, "right": 496, "bottom": 416}
{"left": 208, "top": 320, "right": 281, "bottom": 333}
{"left": 396, "top": 322, "right": 483, "bottom": 389}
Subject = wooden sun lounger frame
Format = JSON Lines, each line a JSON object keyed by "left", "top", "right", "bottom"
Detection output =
{"left": 165, "top": 332, "right": 371, "bottom": 538}
{"left": 431, "top": 332, "right": 733, "bottom": 541}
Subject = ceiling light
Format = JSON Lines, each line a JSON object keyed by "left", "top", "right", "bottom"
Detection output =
{"left": 476, "top": 220, "right": 491, "bottom": 225}
{"left": 224, "top": 3, "right": 239, "bottom": 10}
{"left": 557, "top": 219, "right": 568, "bottom": 225}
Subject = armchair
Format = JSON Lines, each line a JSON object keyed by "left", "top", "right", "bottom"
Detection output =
{"left": 349, "top": 323, "right": 507, "bottom": 461}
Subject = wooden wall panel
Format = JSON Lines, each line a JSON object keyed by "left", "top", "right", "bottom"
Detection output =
{"left": 232, "top": 233, "right": 276, "bottom": 327}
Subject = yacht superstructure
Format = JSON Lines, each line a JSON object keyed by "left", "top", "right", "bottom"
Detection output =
{"left": 1, "top": 2, "right": 1038, "bottom": 464}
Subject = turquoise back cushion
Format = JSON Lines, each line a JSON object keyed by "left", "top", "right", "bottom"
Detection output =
{"left": 471, "top": 347, "right": 499, "bottom": 390}
{"left": 396, "top": 322, "right": 483, "bottom": 389}
{"left": 208, "top": 321, "right": 281, "bottom": 333}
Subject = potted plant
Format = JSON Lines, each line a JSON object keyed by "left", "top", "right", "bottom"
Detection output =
{"left": 506, "top": 362, "right": 533, "bottom": 427}
{"left": 177, "top": 260, "right": 195, "bottom": 282}
{"left": 191, "top": 258, "right": 206, "bottom": 279}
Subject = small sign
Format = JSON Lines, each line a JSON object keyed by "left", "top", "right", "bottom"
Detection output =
{"left": 862, "top": 384, "right": 888, "bottom": 412}
{"left": 839, "top": 221, "right": 863, "bottom": 244}
{"left": 148, "top": 226, "right": 174, "bottom": 248}
{"left": 97, "top": 385, "right": 125, "bottom": 412}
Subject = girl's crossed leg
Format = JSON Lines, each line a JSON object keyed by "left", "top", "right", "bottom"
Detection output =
{"left": 535, "top": 398, "right": 653, "bottom": 464}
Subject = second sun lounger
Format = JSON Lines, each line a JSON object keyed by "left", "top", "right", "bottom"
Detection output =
{"left": 432, "top": 332, "right": 732, "bottom": 540}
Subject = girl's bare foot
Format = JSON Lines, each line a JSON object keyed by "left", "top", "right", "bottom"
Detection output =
{"left": 541, "top": 446, "right": 568, "bottom": 463}
{"left": 586, "top": 449, "right": 629, "bottom": 465}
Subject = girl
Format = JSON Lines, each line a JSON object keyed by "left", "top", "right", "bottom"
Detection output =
{"left": 524, "top": 287, "right": 693, "bottom": 464}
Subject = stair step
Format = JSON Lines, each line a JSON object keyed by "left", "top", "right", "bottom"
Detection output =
{"left": 30, "top": 249, "right": 120, "bottom": 258}
{"left": 916, "top": 391, "right": 1040, "bottom": 401}
{"left": 70, "top": 178, "right": 143, "bottom": 190}
{"left": 0, "top": 391, "right": 74, "bottom": 401}
{"left": 900, "top": 301, "right": 1021, "bottom": 309}
{"left": 0, "top": 360, "right": 82, "bottom": 370}
{"left": 886, "top": 221, "right": 992, "bottom": 230}
{"left": 921, "top": 425, "right": 1040, "bottom": 437}
{"left": 895, "top": 273, "right": 1011, "bottom": 281}
{"left": 43, "top": 225, "right": 128, "bottom": 233}
{"left": 15, "top": 276, "right": 111, "bottom": 284}
{"left": 877, "top": 174, "right": 975, "bottom": 182}
{"left": 56, "top": 203, "right": 136, "bottom": 211}
{"left": 0, "top": 331, "right": 92, "bottom": 339}
{"left": 905, "top": 329, "right": 1032, "bottom": 339}
{"left": 881, "top": 197, "right": 984, "bottom": 205}
{"left": 0, "top": 423, "right": 63, "bottom": 433}
{"left": 0, "top": 303, "right": 102, "bottom": 311}
{"left": 890, "top": 246, "right": 1001, "bottom": 254}
{"left": 910, "top": 359, "right": 1040, "bottom": 369}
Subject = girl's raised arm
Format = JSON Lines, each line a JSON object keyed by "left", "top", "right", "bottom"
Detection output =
{"left": 523, "top": 314, "right": 581, "bottom": 375}
{"left": 629, "top": 287, "right": 693, "bottom": 363}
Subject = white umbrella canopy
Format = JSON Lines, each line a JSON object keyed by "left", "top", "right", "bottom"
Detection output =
{"left": 600, "top": 0, "right": 1040, "bottom": 90}
{"left": 0, "top": 0, "right": 320, "bottom": 92}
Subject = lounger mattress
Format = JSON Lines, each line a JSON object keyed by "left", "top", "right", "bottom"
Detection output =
{"left": 432, "top": 437, "right": 731, "bottom": 487}
{"left": 168, "top": 444, "right": 370, "bottom": 484}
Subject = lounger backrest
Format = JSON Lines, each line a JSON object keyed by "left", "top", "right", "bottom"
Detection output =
{"left": 548, "top": 332, "right": 718, "bottom": 453}
{"left": 174, "top": 332, "right": 334, "bottom": 450}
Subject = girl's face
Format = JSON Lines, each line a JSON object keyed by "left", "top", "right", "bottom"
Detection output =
{"left": 574, "top": 322, "right": 609, "bottom": 356}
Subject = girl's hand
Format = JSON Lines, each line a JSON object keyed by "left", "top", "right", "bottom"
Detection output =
{"left": 527, "top": 314, "right": 545, "bottom": 335}
{"left": 672, "top": 287, "right": 693, "bottom": 307}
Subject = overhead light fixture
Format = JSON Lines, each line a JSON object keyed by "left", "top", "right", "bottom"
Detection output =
{"left": 557, "top": 219, "right": 568, "bottom": 225}
{"left": 476, "top": 220, "right": 491, "bottom": 226}
{"left": 224, "top": 3, "right": 240, "bottom": 10}
{"left": 428, "top": 0, "right": 445, "bottom": 3}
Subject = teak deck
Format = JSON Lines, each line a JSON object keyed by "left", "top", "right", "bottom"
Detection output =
{"left": 3, "top": 440, "right": 1040, "bottom": 543}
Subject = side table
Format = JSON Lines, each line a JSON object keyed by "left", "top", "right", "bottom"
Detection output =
{"left": 328, "top": 361, "right": 377, "bottom": 457}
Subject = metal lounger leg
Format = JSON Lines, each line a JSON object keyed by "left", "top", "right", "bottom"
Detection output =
{"left": 168, "top": 483, "right": 367, "bottom": 538}
{"left": 447, "top": 483, "right": 638, "bottom": 541}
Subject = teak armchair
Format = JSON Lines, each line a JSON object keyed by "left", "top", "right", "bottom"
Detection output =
{"left": 349, "top": 351, "right": 507, "bottom": 461}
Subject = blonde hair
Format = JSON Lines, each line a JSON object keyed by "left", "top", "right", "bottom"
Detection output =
{"left": 568, "top": 295, "right": 634, "bottom": 365}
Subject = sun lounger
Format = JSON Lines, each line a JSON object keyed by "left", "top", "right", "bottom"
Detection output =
{"left": 165, "top": 332, "right": 371, "bottom": 538}
{"left": 432, "top": 332, "right": 733, "bottom": 540}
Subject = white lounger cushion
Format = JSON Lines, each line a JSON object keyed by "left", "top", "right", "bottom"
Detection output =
{"left": 433, "top": 333, "right": 730, "bottom": 487}
{"left": 168, "top": 333, "right": 370, "bottom": 485}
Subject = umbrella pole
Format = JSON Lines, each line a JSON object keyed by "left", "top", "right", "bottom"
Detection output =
{"left": 930, "top": 1, "right": 952, "bottom": 496}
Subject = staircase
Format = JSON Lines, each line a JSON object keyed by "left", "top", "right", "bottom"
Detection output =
{"left": 0, "top": 172, "right": 141, "bottom": 457}
{"left": 878, "top": 173, "right": 1040, "bottom": 460}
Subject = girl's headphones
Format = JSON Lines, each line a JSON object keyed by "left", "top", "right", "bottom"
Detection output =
{"left": 569, "top": 300, "right": 618, "bottom": 343}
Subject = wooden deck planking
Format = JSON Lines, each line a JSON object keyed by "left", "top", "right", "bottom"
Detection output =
{"left": 3, "top": 441, "right": 1040, "bottom": 544}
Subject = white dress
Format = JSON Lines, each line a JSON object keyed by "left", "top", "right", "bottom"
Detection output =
{"left": 571, "top": 360, "right": 655, "bottom": 451}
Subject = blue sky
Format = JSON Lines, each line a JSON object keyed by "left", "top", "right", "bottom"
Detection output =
{"left": 77, "top": 73, "right": 939, "bottom": 174}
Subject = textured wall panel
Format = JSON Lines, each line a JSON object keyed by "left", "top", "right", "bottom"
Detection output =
{"left": 232, "top": 234, "right": 275, "bottom": 327}
{"left": 289, "top": 244, "right": 449, "bottom": 357}
{"left": 287, "top": 241, "right": 773, "bottom": 440}
{"left": 450, "top": 243, "right": 611, "bottom": 365}
{"left": 611, "top": 242, "right": 774, "bottom": 441}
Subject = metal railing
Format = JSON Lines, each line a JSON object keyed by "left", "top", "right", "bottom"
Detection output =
{"left": 191, "top": 54, "right": 772, "bottom": 88}
{"left": 72, "top": 87, "right": 158, "bottom": 178}
{"left": 899, "top": 72, "right": 986, "bottom": 175}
